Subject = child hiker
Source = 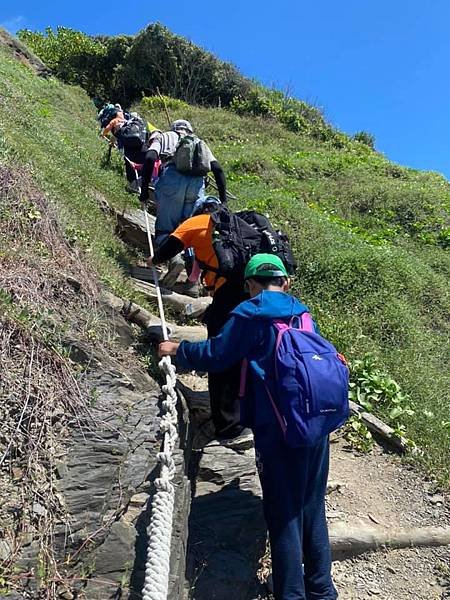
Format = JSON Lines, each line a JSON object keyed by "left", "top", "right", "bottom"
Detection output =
{"left": 159, "top": 253, "right": 346, "bottom": 600}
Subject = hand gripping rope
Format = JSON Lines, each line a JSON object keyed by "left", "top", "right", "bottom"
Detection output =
{"left": 141, "top": 201, "right": 179, "bottom": 600}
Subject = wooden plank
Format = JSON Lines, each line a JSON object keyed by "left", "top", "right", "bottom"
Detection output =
{"left": 132, "top": 279, "right": 211, "bottom": 318}
{"left": 330, "top": 523, "right": 450, "bottom": 560}
{"left": 349, "top": 400, "right": 410, "bottom": 453}
{"left": 101, "top": 290, "right": 206, "bottom": 343}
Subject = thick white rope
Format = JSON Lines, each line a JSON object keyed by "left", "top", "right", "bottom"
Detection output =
{"left": 140, "top": 202, "right": 179, "bottom": 600}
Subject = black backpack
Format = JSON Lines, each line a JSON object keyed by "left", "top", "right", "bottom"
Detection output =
{"left": 199, "top": 208, "right": 297, "bottom": 287}
{"left": 116, "top": 116, "right": 147, "bottom": 149}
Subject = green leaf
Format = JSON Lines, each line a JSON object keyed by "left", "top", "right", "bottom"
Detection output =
{"left": 389, "top": 406, "right": 404, "bottom": 420}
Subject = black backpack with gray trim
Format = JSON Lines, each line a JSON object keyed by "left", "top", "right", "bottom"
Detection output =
{"left": 198, "top": 207, "right": 297, "bottom": 287}
{"left": 115, "top": 116, "right": 148, "bottom": 149}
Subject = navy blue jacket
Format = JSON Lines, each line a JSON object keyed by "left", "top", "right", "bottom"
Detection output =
{"left": 177, "top": 290, "right": 311, "bottom": 428}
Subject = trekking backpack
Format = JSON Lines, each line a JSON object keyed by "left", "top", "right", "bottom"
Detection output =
{"left": 199, "top": 208, "right": 296, "bottom": 286}
{"left": 240, "top": 313, "right": 350, "bottom": 447}
{"left": 174, "top": 135, "right": 211, "bottom": 176}
{"left": 115, "top": 116, "right": 148, "bottom": 149}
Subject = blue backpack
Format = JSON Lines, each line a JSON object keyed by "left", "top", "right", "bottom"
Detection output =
{"left": 240, "top": 312, "right": 349, "bottom": 447}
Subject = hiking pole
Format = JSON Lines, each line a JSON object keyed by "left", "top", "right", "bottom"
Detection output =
{"left": 206, "top": 175, "right": 238, "bottom": 201}
{"left": 156, "top": 87, "right": 172, "bottom": 128}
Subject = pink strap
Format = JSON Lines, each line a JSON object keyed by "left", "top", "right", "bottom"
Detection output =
{"left": 274, "top": 321, "right": 289, "bottom": 356}
{"left": 300, "top": 312, "right": 314, "bottom": 332}
{"left": 188, "top": 259, "right": 201, "bottom": 283}
{"left": 264, "top": 383, "right": 287, "bottom": 435}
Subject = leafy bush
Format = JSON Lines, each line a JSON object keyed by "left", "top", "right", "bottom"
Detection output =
{"left": 344, "top": 415, "right": 374, "bottom": 453}
{"left": 141, "top": 95, "right": 190, "bottom": 112}
{"left": 230, "top": 86, "right": 352, "bottom": 145}
{"left": 117, "top": 23, "right": 250, "bottom": 106}
{"left": 18, "top": 27, "right": 133, "bottom": 100}
{"left": 349, "top": 354, "right": 415, "bottom": 426}
{"left": 353, "top": 130, "right": 376, "bottom": 149}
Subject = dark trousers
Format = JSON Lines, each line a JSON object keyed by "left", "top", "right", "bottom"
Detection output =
{"left": 203, "top": 278, "right": 248, "bottom": 436}
{"left": 254, "top": 427, "right": 337, "bottom": 600}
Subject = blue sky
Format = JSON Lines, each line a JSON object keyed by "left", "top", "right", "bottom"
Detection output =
{"left": 2, "top": 0, "right": 450, "bottom": 178}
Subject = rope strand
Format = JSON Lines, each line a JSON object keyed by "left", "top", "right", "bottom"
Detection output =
{"left": 141, "top": 202, "right": 179, "bottom": 600}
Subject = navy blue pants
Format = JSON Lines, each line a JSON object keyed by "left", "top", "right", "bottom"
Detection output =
{"left": 253, "top": 426, "right": 337, "bottom": 600}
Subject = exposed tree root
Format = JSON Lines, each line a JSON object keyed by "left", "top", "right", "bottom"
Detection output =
{"left": 330, "top": 523, "right": 450, "bottom": 560}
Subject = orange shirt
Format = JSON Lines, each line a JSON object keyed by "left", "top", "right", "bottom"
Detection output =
{"left": 171, "top": 214, "right": 226, "bottom": 292}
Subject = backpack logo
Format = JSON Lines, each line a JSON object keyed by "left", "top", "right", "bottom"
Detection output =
{"left": 312, "top": 354, "right": 322, "bottom": 360}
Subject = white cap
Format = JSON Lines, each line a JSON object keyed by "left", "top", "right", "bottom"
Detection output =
{"left": 171, "top": 119, "right": 193, "bottom": 133}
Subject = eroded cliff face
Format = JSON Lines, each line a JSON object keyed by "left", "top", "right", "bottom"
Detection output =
{"left": 0, "top": 28, "right": 51, "bottom": 77}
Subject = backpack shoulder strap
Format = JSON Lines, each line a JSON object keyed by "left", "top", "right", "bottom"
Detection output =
{"left": 273, "top": 320, "right": 291, "bottom": 355}
{"left": 299, "top": 312, "right": 314, "bottom": 332}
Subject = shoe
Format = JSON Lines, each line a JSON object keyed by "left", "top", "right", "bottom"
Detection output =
{"left": 161, "top": 255, "right": 185, "bottom": 288}
{"left": 126, "top": 179, "right": 140, "bottom": 194}
{"left": 214, "top": 427, "right": 253, "bottom": 449}
{"left": 172, "top": 281, "right": 200, "bottom": 298}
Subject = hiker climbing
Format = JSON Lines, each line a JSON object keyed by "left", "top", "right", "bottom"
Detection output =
{"left": 148, "top": 200, "right": 296, "bottom": 439}
{"left": 159, "top": 253, "right": 349, "bottom": 600}
{"left": 139, "top": 119, "right": 227, "bottom": 241}
{"left": 98, "top": 102, "right": 157, "bottom": 191}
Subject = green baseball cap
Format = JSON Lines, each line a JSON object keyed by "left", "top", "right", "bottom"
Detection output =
{"left": 244, "top": 253, "right": 289, "bottom": 279}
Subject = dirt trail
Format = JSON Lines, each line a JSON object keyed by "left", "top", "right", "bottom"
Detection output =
{"left": 328, "top": 437, "right": 450, "bottom": 599}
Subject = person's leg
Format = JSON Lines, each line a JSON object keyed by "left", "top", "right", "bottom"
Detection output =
{"left": 160, "top": 252, "right": 185, "bottom": 288}
{"left": 207, "top": 364, "right": 242, "bottom": 437}
{"left": 124, "top": 148, "right": 144, "bottom": 183}
{"left": 204, "top": 279, "right": 248, "bottom": 436}
{"left": 302, "top": 439, "right": 337, "bottom": 600}
{"left": 204, "top": 278, "right": 247, "bottom": 336}
{"left": 254, "top": 425, "right": 307, "bottom": 600}
{"left": 124, "top": 158, "right": 136, "bottom": 183}
{"left": 154, "top": 165, "right": 188, "bottom": 238}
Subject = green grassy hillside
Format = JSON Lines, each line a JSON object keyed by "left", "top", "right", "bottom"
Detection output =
{"left": 0, "top": 40, "right": 449, "bottom": 483}
{"left": 0, "top": 42, "right": 136, "bottom": 298}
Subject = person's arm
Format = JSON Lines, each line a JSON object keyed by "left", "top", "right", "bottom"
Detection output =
{"left": 210, "top": 160, "right": 227, "bottom": 204}
{"left": 151, "top": 235, "right": 184, "bottom": 265}
{"left": 174, "top": 316, "right": 260, "bottom": 373}
{"left": 102, "top": 122, "right": 113, "bottom": 138}
{"left": 140, "top": 149, "right": 159, "bottom": 202}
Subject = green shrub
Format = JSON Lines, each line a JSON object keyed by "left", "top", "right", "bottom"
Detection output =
{"left": 141, "top": 95, "right": 190, "bottom": 112}
{"left": 230, "top": 86, "right": 356, "bottom": 146}
{"left": 117, "top": 23, "right": 250, "bottom": 106}
{"left": 353, "top": 130, "right": 376, "bottom": 149}
{"left": 18, "top": 27, "right": 133, "bottom": 101}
